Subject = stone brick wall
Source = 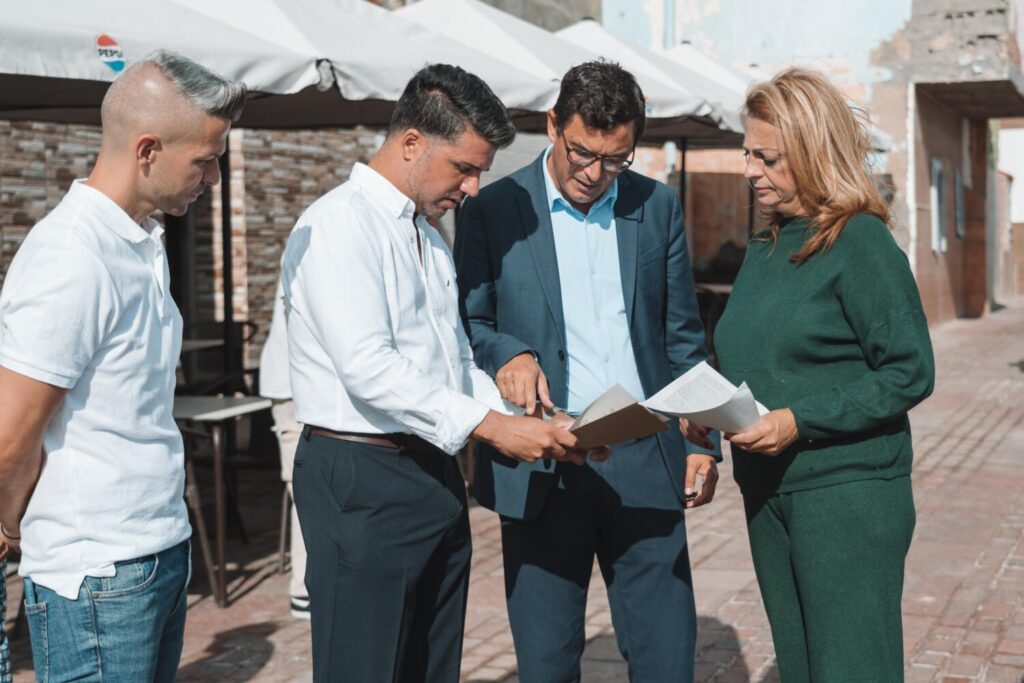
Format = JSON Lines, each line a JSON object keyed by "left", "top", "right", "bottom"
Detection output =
{"left": 0, "top": 121, "right": 102, "bottom": 288}
{"left": 0, "top": 120, "right": 382, "bottom": 373}
{"left": 909, "top": 0, "right": 1020, "bottom": 82}
{"left": 233, "top": 127, "right": 383, "bottom": 367}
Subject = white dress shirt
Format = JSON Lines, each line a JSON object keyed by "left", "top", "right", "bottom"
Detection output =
{"left": 0, "top": 180, "right": 190, "bottom": 599}
{"left": 258, "top": 279, "right": 291, "bottom": 400}
{"left": 282, "top": 163, "right": 509, "bottom": 455}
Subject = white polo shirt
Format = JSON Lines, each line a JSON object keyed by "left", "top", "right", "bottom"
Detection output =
{"left": 282, "top": 163, "right": 511, "bottom": 455}
{"left": 0, "top": 180, "right": 191, "bottom": 600}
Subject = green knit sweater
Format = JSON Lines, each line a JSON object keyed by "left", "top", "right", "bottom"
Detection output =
{"left": 715, "top": 214, "right": 935, "bottom": 497}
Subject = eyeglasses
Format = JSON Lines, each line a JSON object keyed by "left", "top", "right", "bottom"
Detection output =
{"left": 562, "top": 135, "right": 634, "bottom": 174}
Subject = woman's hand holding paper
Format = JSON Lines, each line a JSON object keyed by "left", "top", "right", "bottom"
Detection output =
{"left": 725, "top": 409, "right": 799, "bottom": 456}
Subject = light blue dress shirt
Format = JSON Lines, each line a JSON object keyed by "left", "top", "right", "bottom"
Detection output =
{"left": 542, "top": 146, "right": 646, "bottom": 414}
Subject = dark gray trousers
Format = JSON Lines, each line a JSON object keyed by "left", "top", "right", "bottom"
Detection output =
{"left": 293, "top": 428, "right": 472, "bottom": 683}
{"left": 501, "top": 437, "right": 696, "bottom": 683}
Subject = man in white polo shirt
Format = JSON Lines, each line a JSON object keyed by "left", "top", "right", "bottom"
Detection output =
{"left": 0, "top": 51, "right": 245, "bottom": 682}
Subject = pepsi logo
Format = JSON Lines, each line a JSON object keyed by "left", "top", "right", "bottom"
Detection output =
{"left": 96, "top": 34, "right": 125, "bottom": 73}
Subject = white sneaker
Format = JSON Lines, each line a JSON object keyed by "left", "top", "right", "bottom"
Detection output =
{"left": 290, "top": 595, "right": 311, "bottom": 620}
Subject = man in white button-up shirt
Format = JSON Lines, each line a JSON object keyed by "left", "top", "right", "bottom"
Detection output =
{"left": 0, "top": 51, "right": 245, "bottom": 682}
{"left": 283, "top": 64, "right": 594, "bottom": 683}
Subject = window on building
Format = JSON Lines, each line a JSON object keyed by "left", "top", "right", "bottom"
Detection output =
{"left": 961, "top": 119, "right": 972, "bottom": 190}
{"left": 930, "top": 157, "right": 947, "bottom": 253}
{"left": 954, "top": 167, "right": 966, "bottom": 240}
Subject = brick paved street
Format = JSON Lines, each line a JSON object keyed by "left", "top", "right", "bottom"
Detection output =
{"left": 4, "top": 297, "right": 1024, "bottom": 682}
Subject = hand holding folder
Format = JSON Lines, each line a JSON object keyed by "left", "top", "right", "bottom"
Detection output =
{"left": 569, "top": 362, "right": 768, "bottom": 448}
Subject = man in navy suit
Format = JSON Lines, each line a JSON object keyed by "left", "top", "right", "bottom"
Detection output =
{"left": 455, "top": 61, "right": 722, "bottom": 682}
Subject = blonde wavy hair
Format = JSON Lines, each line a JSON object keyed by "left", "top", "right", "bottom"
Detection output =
{"left": 744, "top": 67, "right": 890, "bottom": 263}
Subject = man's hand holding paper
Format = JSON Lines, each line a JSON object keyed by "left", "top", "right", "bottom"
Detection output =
{"left": 565, "top": 362, "right": 769, "bottom": 449}
{"left": 493, "top": 354, "right": 612, "bottom": 463}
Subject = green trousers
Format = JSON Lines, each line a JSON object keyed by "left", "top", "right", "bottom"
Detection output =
{"left": 744, "top": 475, "right": 915, "bottom": 682}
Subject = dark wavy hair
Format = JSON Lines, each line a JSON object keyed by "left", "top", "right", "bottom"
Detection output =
{"left": 389, "top": 63, "right": 516, "bottom": 148}
{"left": 552, "top": 60, "right": 646, "bottom": 140}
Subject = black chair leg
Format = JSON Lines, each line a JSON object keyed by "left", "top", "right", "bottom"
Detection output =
{"left": 223, "top": 466, "right": 249, "bottom": 545}
{"left": 184, "top": 458, "right": 219, "bottom": 600}
{"left": 278, "top": 484, "right": 291, "bottom": 574}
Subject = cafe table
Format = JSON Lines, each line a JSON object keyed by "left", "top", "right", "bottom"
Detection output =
{"left": 180, "top": 338, "right": 225, "bottom": 354}
{"left": 173, "top": 395, "right": 272, "bottom": 607}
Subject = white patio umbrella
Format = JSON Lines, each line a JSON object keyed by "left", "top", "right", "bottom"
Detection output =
{"left": 0, "top": 1, "right": 322, "bottom": 390}
{"left": 0, "top": 0, "right": 323, "bottom": 125}
{"left": 661, "top": 41, "right": 754, "bottom": 133}
{"left": 0, "top": 0, "right": 560, "bottom": 363}
{"left": 557, "top": 20, "right": 750, "bottom": 135}
{"left": 394, "top": 0, "right": 708, "bottom": 123}
{"left": 171, "top": 0, "right": 558, "bottom": 126}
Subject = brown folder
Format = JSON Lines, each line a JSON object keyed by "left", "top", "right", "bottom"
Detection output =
{"left": 569, "top": 384, "right": 670, "bottom": 449}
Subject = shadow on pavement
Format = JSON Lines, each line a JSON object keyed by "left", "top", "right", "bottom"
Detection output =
{"left": 488, "top": 615, "right": 778, "bottom": 682}
{"left": 175, "top": 622, "right": 278, "bottom": 682}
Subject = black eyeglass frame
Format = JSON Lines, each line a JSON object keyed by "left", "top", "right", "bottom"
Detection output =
{"left": 559, "top": 133, "right": 636, "bottom": 174}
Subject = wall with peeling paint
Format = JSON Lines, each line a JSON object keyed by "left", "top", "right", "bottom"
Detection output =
{"left": 602, "top": 0, "right": 656, "bottom": 48}
{"left": 599, "top": 0, "right": 1024, "bottom": 321}
{"left": 678, "top": 0, "right": 912, "bottom": 87}
{"left": 998, "top": 128, "right": 1024, "bottom": 222}
{"left": 1016, "top": 0, "right": 1024, "bottom": 65}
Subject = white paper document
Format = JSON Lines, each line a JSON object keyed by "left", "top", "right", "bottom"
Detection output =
{"left": 569, "top": 384, "right": 670, "bottom": 448}
{"left": 566, "top": 363, "right": 768, "bottom": 447}
{"left": 641, "top": 361, "right": 768, "bottom": 433}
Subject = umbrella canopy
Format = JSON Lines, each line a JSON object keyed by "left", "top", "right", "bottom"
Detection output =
{"left": 0, "top": 0, "right": 322, "bottom": 125}
{"left": 395, "top": 0, "right": 706, "bottom": 122}
{"left": 0, "top": 0, "right": 557, "bottom": 128}
{"left": 173, "top": 0, "right": 558, "bottom": 127}
{"left": 558, "top": 20, "right": 749, "bottom": 136}
{"left": 661, "top": 41, "right": 753, "bottom": 132}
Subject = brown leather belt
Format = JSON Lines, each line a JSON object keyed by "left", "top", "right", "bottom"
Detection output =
{"left": 306, "top": 426, "right": 445, "bottom": 456}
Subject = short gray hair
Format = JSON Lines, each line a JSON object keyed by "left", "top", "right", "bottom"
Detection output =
{"left": 145, "top": 49, "right": 248, "bottom": 122}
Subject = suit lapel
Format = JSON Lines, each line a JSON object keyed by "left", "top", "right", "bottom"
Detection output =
{"left": 517, "top": 156, "right": 566, "bottom": 344}
{"left": 615, "top": 173, "right": 642, "bottom": 327}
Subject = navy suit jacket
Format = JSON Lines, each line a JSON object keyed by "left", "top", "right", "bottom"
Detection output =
{"left": 454, "top": 153, "right": 720, "bottom": 520}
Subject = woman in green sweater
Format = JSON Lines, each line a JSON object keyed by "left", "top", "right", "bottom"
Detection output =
{"left": 682, "top": 68, "right": 935, "bottom": 681}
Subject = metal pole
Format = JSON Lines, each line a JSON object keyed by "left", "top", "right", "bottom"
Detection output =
{"left": 183, "top": 204, "right": 197, "bottom": 327}
{"left": 663, "top": 0, "right": 675, "bottom": 49}
{"left": 218, "top": 139, "right": 238, "bottom": 379}
{"left": 678, "top": 137, "right": 688, "bottom": 212}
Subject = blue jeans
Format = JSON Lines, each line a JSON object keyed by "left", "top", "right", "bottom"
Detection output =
{"left": 23, "top": 540, "right": 190, "bottom": 683}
